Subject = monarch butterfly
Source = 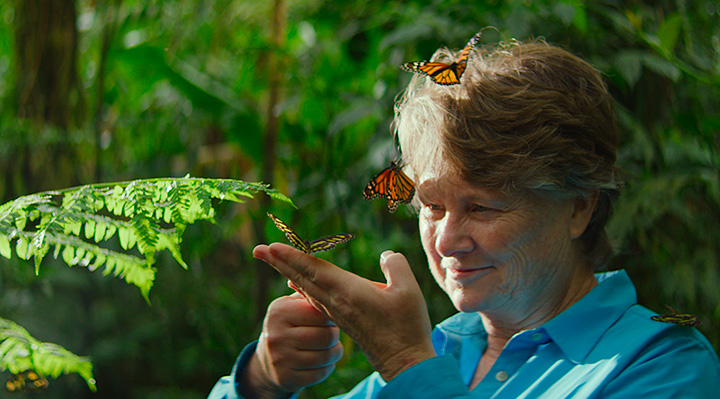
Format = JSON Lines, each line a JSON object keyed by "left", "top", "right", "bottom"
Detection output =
{"left": 650, "top": 305, "right": 699, "bottom": 327}
{"left": 267, "top": 212, "right": 355, "bottom": 254}
{"left": 5, "top": 370, "right": 49, "bottom": 392}
{"left": 363, "top": 161, "right": 415, "bottom": 213}
{"left": 400, "top": 32, "right": 482, "bottom": 86}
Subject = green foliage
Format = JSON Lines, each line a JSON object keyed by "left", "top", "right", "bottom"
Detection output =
{"left": 0, "top": 177, "right": 292, "bottom": 391}
{"left": 0, "top": 318, "right": 97, "bottom": 392}
{"left": 0, "top": 317, "right": 95, "bottom": 391}
{"left": 0, "top": 177, "right": 293, "bottom": 300}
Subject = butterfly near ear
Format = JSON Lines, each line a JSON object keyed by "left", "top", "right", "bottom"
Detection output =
{"left": 650, "top": 305, "right": 700, "bottom": 327}
{"left": 363, "top": 161, "right": 415, "bottom": 213}
{"left": 267, "top": 212, "right": 355, "bottom": 254}
{"left": 400, "top": 31, "right": 482, "bottom": 86}
{"left": 5, "top": 370, "right": 49, "bottom": 392}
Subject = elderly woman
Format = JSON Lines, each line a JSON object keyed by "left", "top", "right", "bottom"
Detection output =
{"left": 208, "top": 39, "right": 720, "bottom": 398}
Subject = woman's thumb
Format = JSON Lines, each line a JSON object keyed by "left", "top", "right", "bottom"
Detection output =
{"left": 379, "top": 250, "right": 417, "bottom": 288}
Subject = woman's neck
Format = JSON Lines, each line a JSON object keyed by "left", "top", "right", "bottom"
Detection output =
{"left": 481, "top": 264, "right": 598, "bottom": 338}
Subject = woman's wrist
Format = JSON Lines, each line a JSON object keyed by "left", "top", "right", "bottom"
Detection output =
{"left": 376, "top": 346, "right": 436, "bottom": 382}
{"left": 237, "top": 353, "right": 294, "bottom": 399}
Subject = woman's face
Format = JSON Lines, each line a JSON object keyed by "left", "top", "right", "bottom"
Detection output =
{"left": 417, "top": 166, "right": 593, "bottom": 322}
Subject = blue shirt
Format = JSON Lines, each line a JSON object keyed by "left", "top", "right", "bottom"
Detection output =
{"left": 208, "top": 270, "right": 720, "bottom": 398}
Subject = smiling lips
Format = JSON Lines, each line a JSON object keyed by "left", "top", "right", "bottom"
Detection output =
{"left": 445, "top": 265, "right": 494, "bottom": 280}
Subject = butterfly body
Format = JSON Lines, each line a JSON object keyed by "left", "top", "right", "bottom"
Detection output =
{"left": 267, "top": 212, "right": 355, "bottom": 254}
{"left": 400, "top": 32, "right": 482, "bottom": 86}
{"left": 363, "top": 161, "right": 415, "bottom": 213}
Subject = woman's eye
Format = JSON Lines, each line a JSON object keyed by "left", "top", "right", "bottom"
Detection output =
{"left": 470, "top": 204, "right": 490, "bottom": 212}
{"left": 421, "top": 202, "right": 443, "bottom": 214}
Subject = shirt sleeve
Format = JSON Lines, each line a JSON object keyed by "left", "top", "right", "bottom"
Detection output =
{"left": 376, "top": 355, "right": 471, "bottom": 399}
{"left": 600, "top": 327, "right": 720, "bottom": 398}
{"left": 206, "top": 341, "right": 299, "bottom": 399}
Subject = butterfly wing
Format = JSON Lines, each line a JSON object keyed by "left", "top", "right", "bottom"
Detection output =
{"left": 400, "top": 32, "right": 481, "bottom": 86}
{"left": 456, "top": 32, "right": 482, "bottom": 65}
{"left": 401, "top": 61, "right": 460, "bottom": 86}
{"left": 650, "top": 313, "right": 699, "bottom": 327}
{"left": 5, "top": 371, "right": 48, "bottom": 392}
{"left": 387, "top": 164, "right": 416, "bottom": 213}
{"left": 364, "top": 162, "right": 415, "bottom": 213}
{"left": 267, "top": 212, "right": 310, "bottom": 253}
{"left": 363, "top": 165, "right": 394, "bottom": 200}
{"left": 308, "top": 234, "right": 356, "bottom": 254}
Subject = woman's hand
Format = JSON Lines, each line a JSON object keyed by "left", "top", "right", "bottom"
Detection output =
{"left": 253, "top": 243, "right": 436, "bottom": 382}
{"left": 240, "top": 292, "right": 343, "bottom": 399}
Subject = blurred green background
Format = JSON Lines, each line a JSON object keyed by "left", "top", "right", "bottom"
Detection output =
{"left": 0, "top": 0, "right": 718, "bottom": 398}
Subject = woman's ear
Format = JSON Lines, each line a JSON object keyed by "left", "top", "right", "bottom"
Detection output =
{"left": 570, "top": 191, "right": 599, "bottom": 239}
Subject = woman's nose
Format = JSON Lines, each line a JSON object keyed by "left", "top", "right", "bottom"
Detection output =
{"left": 434, "top": 213, "right": 474, "bottom": 257}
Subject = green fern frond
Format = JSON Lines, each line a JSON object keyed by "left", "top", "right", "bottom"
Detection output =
{"left": 0, "top": 177, "right": 293, "bottom": 389}
{"left": 0, "top": 317, "right": 96, "bottom": 391}
{"left": 0, "top": 177, "right": 294, "bottom": 298}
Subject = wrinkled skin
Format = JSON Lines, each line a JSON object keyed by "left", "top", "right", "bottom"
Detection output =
{"left": 245, "top": 247, "right": 434, "bottom": 399}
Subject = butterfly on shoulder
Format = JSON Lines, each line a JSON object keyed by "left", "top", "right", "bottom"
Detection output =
{"left": 266, "top": 212, "right": 355, "bottom": 254}
{"left": 400, "top": 31, "right": 482, "bottom": 86}
{"left": 363, "top": 161, "right": 415, "bottom": 213}
{"left": 5, "top": 370, "right": 49, "bottom": 392}
{"left": 650, "top": 305, "right": 699, "bottom": 327}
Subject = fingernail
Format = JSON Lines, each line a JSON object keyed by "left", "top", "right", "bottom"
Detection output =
{"left": 380, "top": 250, "right": 394, "bottom": 262}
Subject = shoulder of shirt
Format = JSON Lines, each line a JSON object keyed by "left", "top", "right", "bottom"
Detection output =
{"left": 595, "top": 303, "right": 719, "bottom": 366}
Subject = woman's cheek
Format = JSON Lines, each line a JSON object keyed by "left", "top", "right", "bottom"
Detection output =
{"left": 419, "top": 218, "right": 448, "bottom": 289}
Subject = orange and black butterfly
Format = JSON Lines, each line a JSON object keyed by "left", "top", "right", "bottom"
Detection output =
{"left": 400, "top": 32, "right": 482, "bottom": 86}
{"left": 650, "top": 305, "right": 700, "bottom": 327}
{"left": 267, "top": 212, "right": 355, "bottom": 254}
{"left": 363, "top": 161, "right": 415, "bottom": 213}
{"left": 5, "top": 370, "right": 49, "bottom": 392}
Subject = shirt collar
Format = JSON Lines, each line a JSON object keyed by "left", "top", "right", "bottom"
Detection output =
{"left": 435, "top": 269, "right": 638, "bottom": 364}
{"left": 541, "top": 269, "right": 637, "bottom": 363}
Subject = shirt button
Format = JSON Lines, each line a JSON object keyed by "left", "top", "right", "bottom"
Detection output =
{"left": 531, "top": 332, "right": 544, "bottom": 341}
{"left": 496, "top": 371, "right": 509, "bottom": 382}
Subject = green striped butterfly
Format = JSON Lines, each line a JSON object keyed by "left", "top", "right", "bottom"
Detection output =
{"left": 267, "top": 212, "right": 355, "bottom": 254}
{"left": 650, "top": 305, "right": 699, "bottom": 327}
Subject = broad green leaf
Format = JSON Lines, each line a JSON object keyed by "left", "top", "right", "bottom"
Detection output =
{"left": 84, "top": 220, "right": 96, "bottom": 239}
{"left": 0, "top": 234, "right": 10, "bottom": 259}
{"left": 104, "top": 224, "right": 117, "bottom": 241}
{"left": 16, "top": 236, "right": 30, "bottom": 260}
{"left": 94, "top": 222, "right": 107, "bottom": 242}
{"left": 657, "top": 13, "right": 682, "bottom": 56}
{"left": 614, "top": 50, "right": 644, "bottom": 87}
{"left": 642, "top": 53, "right": 681, "bottom": 82}
{"left": 62, "top": 246, "right": 76, "bottom": 266}
{"left": 66, "top": 219, "right": 82, "bottom": 235}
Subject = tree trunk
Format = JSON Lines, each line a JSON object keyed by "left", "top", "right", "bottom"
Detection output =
{"left": 4, "top": 0, "right": 82, "bottom": 200}
{"left": 253, "top": 0, "right": 287, "bottom": 322}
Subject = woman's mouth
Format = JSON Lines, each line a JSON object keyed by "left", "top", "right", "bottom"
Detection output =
{"left": 445, "top": 266, "right": 494, "bottom": 280}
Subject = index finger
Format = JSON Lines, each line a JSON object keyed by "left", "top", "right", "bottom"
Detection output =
{"left": 253, "top": 242, "right": 362, "bottom": 303}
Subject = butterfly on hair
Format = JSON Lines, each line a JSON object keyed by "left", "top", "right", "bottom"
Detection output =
{"left": 266, "top": 212, "right": 355, "bottom": 254}
{"left": 363, "top": 161, "right": 415, "bottom": 213}
{"left": 400, "top": 31, "right": 482, "bottom": 86}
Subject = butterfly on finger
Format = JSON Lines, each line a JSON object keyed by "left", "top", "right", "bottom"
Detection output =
{"left": 400, "top": 31, "right": 482, "bottom": 86}
{"left": 267, "top": 212, "right": 355, "bottom": 254}
{"left": 363, "top": 161, "right": 415, "bottom": 213}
